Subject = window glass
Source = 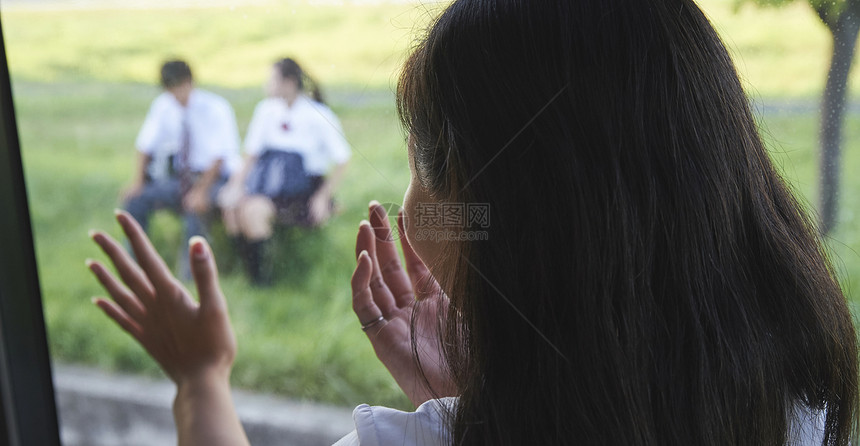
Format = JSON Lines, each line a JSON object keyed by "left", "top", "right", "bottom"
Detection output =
{"left": 2, "top": 0, "right": 444, "bottom": 409}
{"left": 2, "top": 0, "right": 859, "bottom": 441}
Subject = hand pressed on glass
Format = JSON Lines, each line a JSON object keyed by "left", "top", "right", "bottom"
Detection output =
{"left": 86, "top": 210, "right": 248, "bottom": 446}
{"left": 84, "top": 202, "right": 457, "bottom": 444}
{"left": 87, "top": 211, "right": 236, "bottom": 386}
{"left": 350, "top": 202, "right": 457, "bottom": 408}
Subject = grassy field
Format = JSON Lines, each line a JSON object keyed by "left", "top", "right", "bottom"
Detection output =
{"left": 5, "top": 0, "right": 860, "bottom": 410}
{"left": 14, "top": 80, "right": 414, "bottom": 408}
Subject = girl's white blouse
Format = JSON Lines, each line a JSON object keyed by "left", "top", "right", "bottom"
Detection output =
{"left": 243, "top": 95, "right": 351, "bottom": 176}
{"left": 331, "top": 397, "right": 826, "bottom": 445}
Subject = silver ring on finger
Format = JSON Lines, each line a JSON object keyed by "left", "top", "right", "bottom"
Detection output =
{"left": 360, "top": 315, "right": 386, "bottom": 331}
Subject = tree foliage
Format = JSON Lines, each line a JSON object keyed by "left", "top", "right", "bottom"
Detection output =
{"left": 734, "top": 0, "right": 860, "bottom": 234}
{"left": 736, "top": 0, "right": 857, "bottom": 30}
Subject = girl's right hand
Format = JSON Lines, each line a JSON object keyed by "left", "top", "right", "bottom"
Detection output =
{"left": 217, "top": 182, "right": 244, "bottom": 209}
{"left": 87, "top": 211, "right": 237, "bottom": 388}
{"left": 88, "top": 211, "right": 249, "bottom": 446}
{"left": 350, "top": 202, "right": 458, "bottom": 407}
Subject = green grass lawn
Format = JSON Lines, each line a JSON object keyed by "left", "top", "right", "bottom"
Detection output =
{"left": 762, "top": 112, "right": 860, "bottom": 311}
{"left": 15, "top": 79, "right": 413, "bottom": 408}
{"left": 5, "top": 0, "right": 860, "bottom": 410}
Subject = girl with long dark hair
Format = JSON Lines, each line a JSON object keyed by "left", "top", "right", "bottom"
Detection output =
{"left": 86, "top": 0, "right": 858, "bottom": 444}
{"left": 219, "top": 57, "right": 351, "bottom": 286}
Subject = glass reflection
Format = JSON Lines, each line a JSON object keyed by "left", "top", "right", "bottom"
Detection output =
{"left": 3, "top": 0, "right": 860, "bottom": 443}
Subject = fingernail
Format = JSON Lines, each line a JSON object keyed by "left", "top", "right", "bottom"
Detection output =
{"left": 113, "top": 208, "right": 123, "bottom": 217}
{"left": 85, "top": 258, "right": 95, "bottom": 268}
{"left": 190, "top": 236, "right": 208, "bottom": 260}
{"left": 369, "top": 200, "right": 380, "bottom": 209}
{"left": 90, "top": 297, "right": 99, "bottom": 305}
{"left": 87, "top": 229, "right": 97, "bottom": 239}
{"left": 359, "top": 219, "right": 371, "bottom": 228}
{"left": 359, "top": 250, "right": 369, "bottom": 261}
{"left": 372, "top": 202, "right": 387, "bottom": 217}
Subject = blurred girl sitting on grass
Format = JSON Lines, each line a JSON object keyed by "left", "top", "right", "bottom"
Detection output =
{"left": 85, "top": 0, "right": 859, "bottom": 444}
{"left": 218, "top": 57, "right": 351, "bottom": 286}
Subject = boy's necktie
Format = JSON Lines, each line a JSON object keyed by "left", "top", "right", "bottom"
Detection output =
{"left": 177, "top": 115, "right": 192, "bottom": 196}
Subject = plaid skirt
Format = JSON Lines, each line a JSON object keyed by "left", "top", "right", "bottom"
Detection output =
{"left": 246, "top": 149, "right": 324, "bottom": 226}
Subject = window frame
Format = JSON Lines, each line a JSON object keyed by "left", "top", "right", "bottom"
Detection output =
{"left": 0, "top": 16, "right": 62, "bottom": 446}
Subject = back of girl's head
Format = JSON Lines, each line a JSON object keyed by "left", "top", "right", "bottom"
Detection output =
{"left": 397, "top": 0, "right": 859, "bottom": 444}
{"left": 274, "top": 57, "right": 324, "bottom": 103}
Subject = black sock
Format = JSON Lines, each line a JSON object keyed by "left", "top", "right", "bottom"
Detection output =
{"left": 245, "top": 239, "right": 272, "bottom": 286}
{"left": 229, "top": 236, "right": 247, "bottom": 259}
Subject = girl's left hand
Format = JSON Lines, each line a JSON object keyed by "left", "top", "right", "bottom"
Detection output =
{"left": 351, "top": 202, "right": 458, "bottom": 407}
{"left": 308, "top": 189, "right": 332, "bottom": 225}
{"left": 86, "top": 210, "right": 237, "bottom": 387}
{"left": 216, "top": 182, "right": 244, "bottom": 210}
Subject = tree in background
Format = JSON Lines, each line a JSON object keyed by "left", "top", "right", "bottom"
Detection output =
{"left": 738, "top": 0, "right": 860, "bottom": 234}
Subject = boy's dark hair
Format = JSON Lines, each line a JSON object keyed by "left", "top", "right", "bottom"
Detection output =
{"left": 160, "top": 60, "right": 193, "bottom": 89}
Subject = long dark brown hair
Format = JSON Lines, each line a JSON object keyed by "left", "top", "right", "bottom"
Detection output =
{"left": 397, "top": 0, "right": 859, "bottom": 444}
{"left": 275, "top": 57, "right": 324, "bottom": 104}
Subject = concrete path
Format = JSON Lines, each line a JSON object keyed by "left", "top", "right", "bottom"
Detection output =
{"left": 54, "top": 363, "right": 355, "bottom": 446}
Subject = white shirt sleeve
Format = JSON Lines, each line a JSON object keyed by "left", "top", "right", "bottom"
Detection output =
{"left": 334, "top": 397, "right": 456, "bottom": 446}
{"left": 335, "top": 398, "right": 819, "bottom": 446}
{"left": 316, "top": 106, "right": 352, "bottom": 166}
{"left": 243, "top": 100, "right": 270, "bottom": 157}
{"left": 135, "top": 96, "right": 165, "bottom": 155}
{"left": 786, "top": 403, "right": 826, "bottom": 446}
{"left": 331, "top": 429, "right": 361, "bottom": 446}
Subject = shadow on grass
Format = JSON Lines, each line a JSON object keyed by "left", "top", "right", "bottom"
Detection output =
{"left": 147, "top": 210, "right": 334, "bottom": 288}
